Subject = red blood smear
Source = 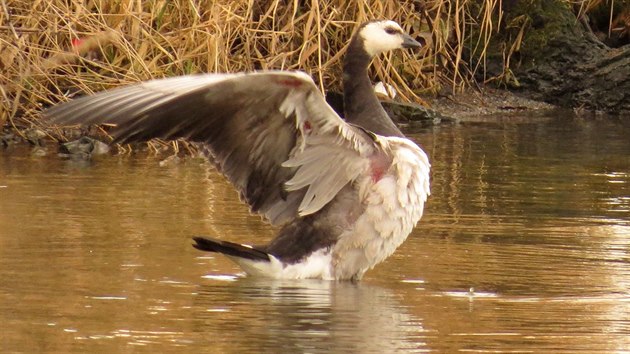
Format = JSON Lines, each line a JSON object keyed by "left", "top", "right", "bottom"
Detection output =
{"left": 371, "top": 168, "right": 384, "bottom": 183}
{"left": 276, "top": 78, "right": 303, "bottom": 88}
{"left": 370, "top": 155, "right": 389, "bottom": 183}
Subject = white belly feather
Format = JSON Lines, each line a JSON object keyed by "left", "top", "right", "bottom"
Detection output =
{"left": 332, "top": 137, "right": 431, "bottom": 280}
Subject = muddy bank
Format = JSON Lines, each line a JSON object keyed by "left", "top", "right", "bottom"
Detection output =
{"left": 408, "top": 87, "right": 557, "bottom": 122}
{"left": 327, "top": 86, "right": 558, "bottom": 128}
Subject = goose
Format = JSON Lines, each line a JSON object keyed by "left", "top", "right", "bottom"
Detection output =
{"left": 44, "top": 20, "right": 430, "bottom": 281}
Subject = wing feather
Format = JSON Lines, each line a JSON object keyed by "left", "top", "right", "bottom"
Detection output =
{"left": 44, "top": 71, "right": 380, "bottom": 226}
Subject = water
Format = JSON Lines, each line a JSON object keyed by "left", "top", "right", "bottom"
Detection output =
{"left": 1, "top": 112, "right": 629, "bottom": 352}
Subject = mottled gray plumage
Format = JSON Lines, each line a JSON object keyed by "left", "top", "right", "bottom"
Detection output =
{"left": 46, "top": 71, "right": 378, "bottom": 224}
{"left": 44, "top": 20, "right": 429, "bottom": 280}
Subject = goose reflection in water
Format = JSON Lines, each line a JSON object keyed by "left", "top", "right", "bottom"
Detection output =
{"left": 192, "top": 278, "right": 427, "bottom": 352}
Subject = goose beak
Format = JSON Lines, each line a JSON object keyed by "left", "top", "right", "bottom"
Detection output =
{"left": 402, "top": 34, "right": 422, "bottom": 49}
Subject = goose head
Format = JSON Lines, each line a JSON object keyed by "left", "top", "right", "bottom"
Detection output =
{"left": 342, "top": 20, "right": 421, "bottom": 137}
{"left": 358, "top": 20, "right": 422, "bottom": 57}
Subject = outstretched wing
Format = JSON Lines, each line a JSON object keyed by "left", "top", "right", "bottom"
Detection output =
{"left": 44, "top": 71, "right": 380, "bottom": 226}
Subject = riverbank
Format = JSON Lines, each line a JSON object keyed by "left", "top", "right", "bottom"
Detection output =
{"left": 424, "top": 87, "right": 557, "bottom": 121}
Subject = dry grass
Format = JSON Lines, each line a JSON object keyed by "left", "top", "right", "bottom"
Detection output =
{"left": 0, "top": 0, "right": 610, "bottom": 140}
{"left": 0, "top": 0, "right": 427, "bottom": 136}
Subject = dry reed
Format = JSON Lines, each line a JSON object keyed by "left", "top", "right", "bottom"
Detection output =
{"left": 0, "top": 0, "right": 608, "bottom": 141}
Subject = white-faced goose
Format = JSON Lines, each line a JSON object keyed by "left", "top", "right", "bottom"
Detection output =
{"left": 44, "top": 20, "right": 430, "bottom": 281}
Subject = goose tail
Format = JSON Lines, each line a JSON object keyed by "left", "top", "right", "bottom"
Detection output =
{"left": 192, "top": 236, "right": 271, "bottom": 262}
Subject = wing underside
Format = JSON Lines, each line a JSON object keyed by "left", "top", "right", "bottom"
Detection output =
{"left": 44, "top": 71, "right": 380, "bottom": 227}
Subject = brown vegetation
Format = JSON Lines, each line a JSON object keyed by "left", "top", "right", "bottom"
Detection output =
{"left": 0, "top": 0, "right": 506, "bottom": 135}
{"left": 1, "top": 0, "right": 626, "bottom": 140}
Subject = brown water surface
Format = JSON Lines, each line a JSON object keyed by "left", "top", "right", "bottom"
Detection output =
{"left": 1, "top": 113, "right": 629, "bottom": 352}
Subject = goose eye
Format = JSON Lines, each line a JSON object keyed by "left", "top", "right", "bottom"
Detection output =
{"left": 384, "top": 27, "right": 399, "bottom": 35}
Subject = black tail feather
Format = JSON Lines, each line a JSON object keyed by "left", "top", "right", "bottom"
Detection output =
{"left": 192, "top": 236, "right": 270, "bottom": 262}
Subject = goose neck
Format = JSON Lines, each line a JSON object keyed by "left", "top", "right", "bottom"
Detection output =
{"left": 342, "top": 40, "right": 403, "bottom": 137}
